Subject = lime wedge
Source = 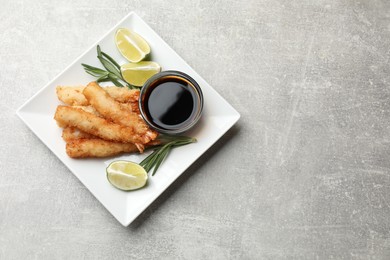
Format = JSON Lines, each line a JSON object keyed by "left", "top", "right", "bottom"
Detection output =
{"left": 121, "top": 61, "right": 161, "bottom": 86}
{"left": 115, "top": 28, "right": 150, "bottom": 62}
{"left": 106, "top": 160, "right": 148, "bottom": 191}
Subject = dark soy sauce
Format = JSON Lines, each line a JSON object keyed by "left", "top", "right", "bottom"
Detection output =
{"left": 143, "top": 76, "right": 199, "bottom": 130}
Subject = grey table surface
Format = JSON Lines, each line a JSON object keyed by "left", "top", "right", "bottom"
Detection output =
{"left": 1, "top": 0, "right": 390, "bottom": 259}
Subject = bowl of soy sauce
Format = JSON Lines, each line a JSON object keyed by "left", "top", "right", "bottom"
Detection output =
{"left": 139, "top": 70, "right": 203, "bottom": 135}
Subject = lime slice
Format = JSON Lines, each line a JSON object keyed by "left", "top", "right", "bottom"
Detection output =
{"left": 106, "top": 160, "right": 148, "bottom": 191}
{"left": 115, "top": 28, "right": 150, "bottom": 62}
{"left": 121, "top": 61, "right": 161, "bottom": 86}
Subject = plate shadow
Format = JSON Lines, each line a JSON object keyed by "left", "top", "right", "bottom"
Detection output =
{"left": 129, "top": 123, "right": 241, "bottom": 230}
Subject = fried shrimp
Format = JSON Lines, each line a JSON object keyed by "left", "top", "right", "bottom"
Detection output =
{"left": 83, "top": 82, "right": 157, "bottom": 144}
{"left": 62, "top": 127, "right": 161, "bottom": 158}
{"left": 54, "top": 106, "right": 146, "bottom": 145}
{"left": 72, "top": 105, "right": 101, "bottom": 116}
{"left": 56, "top": 85, "right": 140, "bottom": 106}
{"left": 71, "top": 103, "right": 136, "bottom": 117}
{"left": 54, "top": 82, "right": 160, "bottom": 157}
{"left": 104, "top": 86, "right": 140, "bottom": 103}
{"left": 62, "top": 127, "right": 95, "bottom": 142}
{"left": 56, "top": 86, "right": 88, "bottom": 106}
{"left": 66, "top": 139, "right": 139, "bottom": 158}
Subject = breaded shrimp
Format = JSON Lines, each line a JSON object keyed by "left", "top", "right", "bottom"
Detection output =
{"left": 104, "top": 86, "right": 140, "bottom": 103}
{"left": 83, "top": 82, "right": 157, "bottom": 144}
{"left": 56, "top": 86, "right": 88, "bottom": 106}
{"left": 66, "top": 139, "right": 139, "bottom": 158}
{"left": 62, "top": 127, "right": 95, "bottom": 142}
{"left": 54, "top": 106, "right": 146, "bottom": 146}
{"left": 62, "top": 127, "right": 161, "bottom": 158}
{"left": 56, "top": 85, "right": 140, "bottom": 106}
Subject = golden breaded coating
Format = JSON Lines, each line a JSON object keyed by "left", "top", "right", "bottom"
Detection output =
{"left": 72, "top": 104, "right": 133, "bottom": 116}
{"left": 122, "top": 102, "right": 140, "bottom": 113}
{"left": 62, "top": 127, "right": 95, "bottom": 142}
{"left": 56, "top": 86, "right": 140, "bottom": 105}
{"left": 104, "top": 86, "right": 140, "bottom": 103}
{"left": 54, "top": 106, "right": 146, "bottom": 144}
{"left": 66, "top": 139, "right": 139, "bottom": 158}
{"left": 55, "top": 83, "right": 158, "bottom": 157}
{"left": 78, "top": 102, "right": 137, "bottom": 114}
{"left": 83, "top": 82, "right": 157, "bottom": 144}
{"left": 73, "top": 105, "right": 102, "bottom": 116}
{"left": 56, "top": 86, "right": 88, "bottom": 106}
{"left": 63, "top": 127, "right": 161, "bottom": 157}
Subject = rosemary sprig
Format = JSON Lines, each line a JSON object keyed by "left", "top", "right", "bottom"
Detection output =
{"left": 140, "top": 135, "right": 196, "bottom": 176}
{"left": 81, "top": 45, "right": 138, "bottom": 89}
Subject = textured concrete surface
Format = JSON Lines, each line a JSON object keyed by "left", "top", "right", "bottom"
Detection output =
{"left": 1, "top": 0, "right": 390, "bottom": 259}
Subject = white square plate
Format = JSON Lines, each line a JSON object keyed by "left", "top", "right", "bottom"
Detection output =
{"left": 16, "top": 12, "right": 240, "bottom": 226}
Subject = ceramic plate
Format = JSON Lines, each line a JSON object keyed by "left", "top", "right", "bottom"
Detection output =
{"left": 16, "top": 12, "right": 240, "bottom": 226}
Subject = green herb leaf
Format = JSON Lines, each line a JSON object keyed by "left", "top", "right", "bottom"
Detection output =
{"left": 81, "top": 63, "right": 106, "bottom": 72}
{"left": 108, "top": 74, "right": 124, "bottom": 87}
{"left": 81, "top": 46, "right": 140, "bottom": 89}
{"left": 97, "top": 57, "right": 121, "bottom": 78}
{"left": 81, "top": 64, "right": 108, "bottom": 77}
{"left": 96, "top": 77, "right": 112, "bottom": 83}
{"left": 97, "top": 45, "right": 103, "bottom": 57}
{"left": 102, "top": 51, "right": 121, "bottom": 70}
{"left": 140, "top": 136, "right": 196, "bottom": 175}
{"left": 96, "top": 73, "right": 109, "bottom": 81}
